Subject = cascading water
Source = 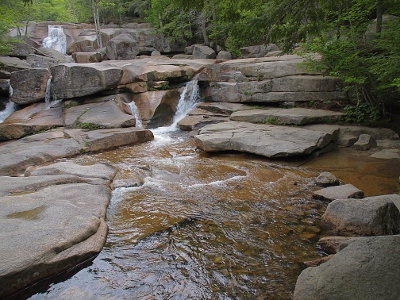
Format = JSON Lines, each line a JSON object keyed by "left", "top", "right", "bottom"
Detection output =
{"left": 128, "top": 101, "right": 143, "bottom": 128}
{"left": 42, "top": 25, "right": 67, "bottom": 54}
{"left": 44, "top": 77, "right": 62, "bottom": 109}
{"left": 0, "top": 86, "right": 16, "bottom": 123}
{"left": 152, "top": 77, "right": 200, "bottom": 138}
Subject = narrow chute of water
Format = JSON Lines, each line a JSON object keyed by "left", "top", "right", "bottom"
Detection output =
{"left": 128, "top": 101, "right": 143, "bottom": 128}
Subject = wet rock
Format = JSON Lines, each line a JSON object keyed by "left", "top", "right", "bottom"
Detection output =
{"left": 10, "top": 68, "right": 51, "bottom": 105}
{"left": 322, "top": 194, "right": 400, "bottom": 236}
{"left": 0, "top": 103, "right": 64, "bottom": 140}
{"left": 192, "top": 45, "right": 216, "bottom": 59}
{"left": 195, "top": 121, "right": 334, "bottom": 158}
{"left": 315, "top": 172, "right": 340, "bottom": 187}
{"left": 0, "top": 79, "right": 9, "bottom": 96}
{"left": 177, "top": 108, "right": 228, "bottom": 131}
{"left": 353, "top": 133, "right": 377, "bottom": 150}
{"left": 317, "top": 236, "right": 363, "bottom": 254}
{"left": 313, "top": 184, "right": 364, "bottom": 201}
{"left": 294, "top": 235, "right": 400, "bottom": 300}
{"left": 230, "top": 108, "right": 343, "bottom": 125}
{"left": 25, "top": 162, "right": 118, "bottom": 181}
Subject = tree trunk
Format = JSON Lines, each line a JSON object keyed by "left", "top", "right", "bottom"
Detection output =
{"left": 92, "top": 0, "right": 103, "bottom": 48}
{"left": 376, "top": 0, "right": 383, "bottom": 34}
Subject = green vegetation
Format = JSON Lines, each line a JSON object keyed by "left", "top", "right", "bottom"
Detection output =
{"left": 242, "top": 90, "right": 254, "bottom": 96}
{"left": 78, "top": 122, "right": 101, "bottom": 130}
{"left": 264, "top": 117, "right": 278, "bottom": 125}
{"left": 0, "top": 0, "right": 398, "bottom": 126}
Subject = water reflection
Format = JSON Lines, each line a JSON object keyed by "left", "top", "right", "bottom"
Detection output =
{"left": 28, "top": 131, "right": 326, "bottom": 299}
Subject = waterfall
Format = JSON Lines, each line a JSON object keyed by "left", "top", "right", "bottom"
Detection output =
{"left": 42, "top": 25, "right": 67, "bottom": 54}
{"left": 0, "top": 100, "right": 15, "bottom": 123}
{"left": 45, "top": 77, "right": 52, "bottom": 105}
{"left": 44, "top": 77, "right": 62, "bottom": 109}
{"left": 171, "top": 77, "right": 200, "bottom": 127}
{"left": 128, "top": 101, "right": 143, "bottom": 128}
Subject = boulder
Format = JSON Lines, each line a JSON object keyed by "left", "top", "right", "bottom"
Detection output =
{"left": 106, "top": 33, "right": 139, "bottom": 60}
{"left": 0, "top": 102, "right": 63, "bottom": 140}
{"left": 10, "top": 68, "right": 51, "bottom": 105}
{"left": 240, "top": 45, "right": 268, "bottom": 58}
{"left": 67, "top": 33, "right": 98, "bottom": 54}
{"left": 177, "top": 108, "right": 229, "bottom": 131}
{"left": 36, "top": 47, "right": 73, "bottom": 63}
{"left": 10, "top": 41, "right": 35, "bottom": 57}
{"left": 197, "top": 102, "right": 253, "bottom": 115}
{"left": 64, "top": 101, "right": 136, "bottom": 129}
{"left": 294, "top": 235, "right": 400, "bottom": 300}
{"left": 353, "top": 133, "right": 377, "bottom": 150}
{"left": 337, "top": 125, "right": 399, "bottom": 147}
{"left": 195, "top": 121, "right": 335, "bottom": 158}
{"left": 322, "top": 194, "right": 400, "bottom": 236}
{"left": 26, "top": 54, "right": 65, "bottom": 68}
{"left": 313, "top": 184, "right": 364, "bottom": 201}
{"left": 230, "top": 108, "right": 343, "bottom": 125}
{"left": 315, "top": 172, "right": 340, "bottom": 187}
{"left": 50, "top": 63, "right": 123, "bottom": 99}
{"left": 192, "top": 45, "right": 216, "bottom": 59}
{"left": 216, "top": 51, "right": 232, "bottom": 60}
{"left": 72, "top": 52, "right": 102, "bottom": 63}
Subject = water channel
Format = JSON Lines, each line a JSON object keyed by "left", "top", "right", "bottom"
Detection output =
{"left": 19, "top": 80, "right": 398, "bottom": 299}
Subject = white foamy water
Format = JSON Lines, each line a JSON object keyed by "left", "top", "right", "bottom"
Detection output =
{"left": 42, "top": 25, "right": 67, "bottom": 54}
{"left": 151, "top": 77, "right": 200, "bottom": 139}
{"left": 128, "top": 101, "right": 143, "bottom": 128}
{"left": 0, "top": 100, "right": 15, "bottom": 123}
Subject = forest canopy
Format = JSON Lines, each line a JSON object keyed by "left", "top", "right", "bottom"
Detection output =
{"left": 1, "top": 0, "right": 399, "bottom": 120}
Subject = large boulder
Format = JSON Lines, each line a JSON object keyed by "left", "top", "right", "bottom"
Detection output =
{"left": 106, "top": 33, "right": 139, "bottom": 60}
{"left": 192, "top": 45, "right": 216, "bottom": 59}
{"left": 313, "top": 184, "right": 364, "bottom": 201}
{"left": 195, "top": 121, "right": 335, "bottom": 158}
{"left": 0, "top": 56, "right": 32, "bottom": 73}
{"left": 294, "top": 235, "right": 400, "bottom": 300}
{"left": 10, "top": 68, "right": 51, "bottom": 105}
{"left": 321, "top": 194, "right": 400, "bottom": 236}
{"left": 50, "top": 63, "right": 123, "bottom": 99}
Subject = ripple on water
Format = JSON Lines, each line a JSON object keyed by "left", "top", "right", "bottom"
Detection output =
{"left": 27, "top": 132, "right": 327, "bottom": 300}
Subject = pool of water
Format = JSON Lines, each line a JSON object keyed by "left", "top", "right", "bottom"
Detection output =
{"left": 26, "top": 130, "right": 328, "bottom": 299}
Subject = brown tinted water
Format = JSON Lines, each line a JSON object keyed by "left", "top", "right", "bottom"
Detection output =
{"left": 26, "top": 130, "right": 399, "bottom": 300}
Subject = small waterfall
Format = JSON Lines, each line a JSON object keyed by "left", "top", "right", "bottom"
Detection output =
{"left": 128, "top": 101, "right": 143, "bottom": 128}
{"left": 0, "top": 85, "right": 16, "bottom": 123}
{"left": 45, "top": 77, "right": 52, "bottom": 106}
{"left": 42, "top": 25, "right": 67, "bottom": 54}
{"left": 151, "top": 77, "right": 201, "bottom": 140}
{"left": 44, "top": 77, "right": 62, "bottom": 109}
{"left": 172, "top": 77, "right": 200, "bottom": 126}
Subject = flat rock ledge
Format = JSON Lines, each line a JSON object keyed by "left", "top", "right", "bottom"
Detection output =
{"left": 0, "top": 162, "right": 117, "bottom": 298}
{"left": 195, "top": 121, "right": 335, "bottom": 158}
{"left": 0, "top": 127, "right": 153, "bottom": 176}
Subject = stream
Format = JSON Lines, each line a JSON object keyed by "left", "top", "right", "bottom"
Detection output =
{"left": 24, "top": 127, "right": 328, "bottom": 299}
{"left": 17, "top": 78, "right": 398, "bottom": 299}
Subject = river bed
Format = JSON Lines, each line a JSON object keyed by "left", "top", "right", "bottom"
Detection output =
{"left": 22, "top": 125, "right": 399, "bottom": 300}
